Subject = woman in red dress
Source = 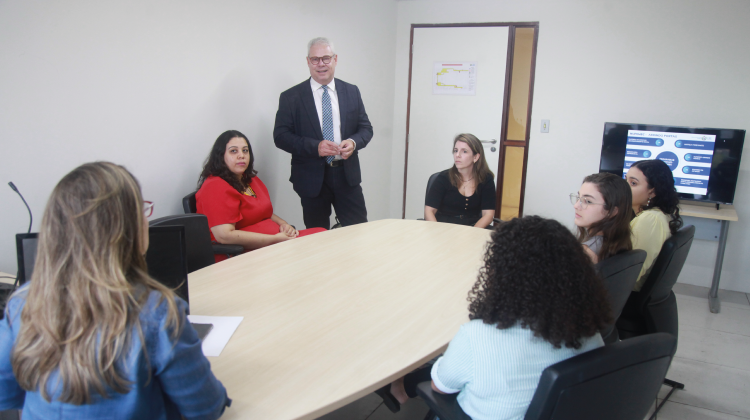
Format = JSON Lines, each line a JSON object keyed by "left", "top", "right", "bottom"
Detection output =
{"left": 196, "top": 130, "right": 325, "bottom": 261}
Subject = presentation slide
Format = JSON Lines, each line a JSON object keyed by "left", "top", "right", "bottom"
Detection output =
{"left": 624, "top": 129, "right": 715, "bottom": 195}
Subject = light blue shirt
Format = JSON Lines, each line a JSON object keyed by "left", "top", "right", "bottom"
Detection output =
{"left": 0, "top": 287, "right": 230, "bottom": 420}
{"left": 431, "top": 320, "right": 604, "bottom": 420}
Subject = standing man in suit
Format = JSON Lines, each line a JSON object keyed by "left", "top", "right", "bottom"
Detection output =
{"left": 274, "top": 37, "right": 373, "bottom": 230}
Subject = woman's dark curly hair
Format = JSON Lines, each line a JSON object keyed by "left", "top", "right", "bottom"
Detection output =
{"left": 198, "top": 130, "right": 258, "bottom": 192}
{"left": 630, "top": 160, "right": 683, "bottom": 234}
{"left": 468, "top": 216, "right": 612, "bottom": 349}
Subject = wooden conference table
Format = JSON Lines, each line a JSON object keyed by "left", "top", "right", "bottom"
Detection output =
{"left": 188, "top": 219, "right": 492, "bottom": 420}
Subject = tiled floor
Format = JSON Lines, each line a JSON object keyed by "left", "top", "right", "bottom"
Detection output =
{"left": 317, "top": 283, "right": 750, "bottom": 420}
{"left": 645, "top": 284, "right": 750, "bottom": 420}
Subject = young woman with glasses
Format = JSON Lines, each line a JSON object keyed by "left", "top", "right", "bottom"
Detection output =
{"left": 570, "top": 172, "right": 633, "bottom": 264}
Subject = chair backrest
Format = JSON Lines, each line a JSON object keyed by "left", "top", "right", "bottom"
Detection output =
{"left": 183, "top": 191, "right": 197, "bottom": 214}
{"left": 639, "top": 225, "right": 695, "bottom": 306}
{"left": 424, "top": 172, "right": 441, "bottom": 205}
{"left": 525, "top": 333, "right": 677, "bottom": 420}
{"left": 594, "top": 249, "right": 646, "bottom": 344}
{"left": 145, "top": 225, "right": 190, "bottom": 305}
{"left": 15, "top": 233, "right": 38, "bottom": 285}
{"left": 149, "top": 214, "right": 216, "bottom": 274}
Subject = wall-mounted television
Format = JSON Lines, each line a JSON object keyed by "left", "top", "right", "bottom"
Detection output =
{"left": 599, "top": 122, "right": 745, "bottom": 205}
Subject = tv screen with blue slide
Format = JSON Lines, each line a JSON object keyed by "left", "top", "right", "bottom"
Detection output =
{"left": 599, "top": 122, "right": 745, "bottom": 205}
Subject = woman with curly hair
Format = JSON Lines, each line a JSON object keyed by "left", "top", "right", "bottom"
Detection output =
{"left": 0, "top": 162, "right": 230, "bottom": 419}
{"left": 571, "top": 172, "right": 633, "bottom": 263}
{"left": 384, "top": 216, "right": 610, "bottom": 419}
{"left": 197, "top": 130, "right": 325, "bottom": 262}
{"left": 625, "top": 159, "right": 683, "bottom": 291}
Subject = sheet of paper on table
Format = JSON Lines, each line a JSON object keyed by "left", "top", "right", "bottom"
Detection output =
{"left": 187, "top": 315, "right": 243, "bottom": 357}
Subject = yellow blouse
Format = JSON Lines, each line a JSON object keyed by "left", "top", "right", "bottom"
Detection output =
{"left": 630, "top": 209, "right": 671, "bottom": 291}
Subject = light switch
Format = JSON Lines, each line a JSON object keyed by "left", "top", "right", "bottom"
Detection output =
{"left": 541, "top": 119, "right": 550, "bottom": 133}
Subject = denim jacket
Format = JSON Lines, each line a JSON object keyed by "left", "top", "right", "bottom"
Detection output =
{"left": 0, "top": 286, "right": 230, "bottom": 420}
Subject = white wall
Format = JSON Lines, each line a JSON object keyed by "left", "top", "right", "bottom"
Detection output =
{"left": 391, "top": 0, "right": 750, "bottom": 292}
{"left": 0, "top": 0, "right": 397, "bottom": 275}
{"left": 3, "top": 0, "right": 749, "bottom": 293}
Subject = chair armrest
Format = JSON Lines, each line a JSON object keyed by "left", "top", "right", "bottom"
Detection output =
{"left": 416, "top": 382, "right": 471, "bottom": 420}
{"left": 212, "top": 244, "right": 244, "bottom": 256}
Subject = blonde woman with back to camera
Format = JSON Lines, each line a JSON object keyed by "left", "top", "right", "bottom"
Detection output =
{"left": 0, "top": 162, "right": 230, "bottom": 419}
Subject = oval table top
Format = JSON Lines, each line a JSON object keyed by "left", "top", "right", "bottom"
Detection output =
{"left": 188, "top": 219, "right": 492, "bottom": 420}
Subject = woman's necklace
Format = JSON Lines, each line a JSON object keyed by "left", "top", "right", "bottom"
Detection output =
{"left": 459, "top": 177, "right": 474, "bottom": 194}
{"left": 243, "top": 185, "right": 256, "bottom": 197}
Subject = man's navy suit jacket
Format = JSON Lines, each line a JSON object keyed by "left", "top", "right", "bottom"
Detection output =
{"left": 273, "top": 78, "right": 373, "bottom": 198}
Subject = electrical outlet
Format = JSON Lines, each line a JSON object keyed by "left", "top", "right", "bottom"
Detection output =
{"left": 541, "top": 119, "right": 550, "bottom": 133}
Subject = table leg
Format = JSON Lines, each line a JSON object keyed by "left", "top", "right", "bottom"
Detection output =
{"left": 708, "top": 220, "right": 730, "bottom": 314}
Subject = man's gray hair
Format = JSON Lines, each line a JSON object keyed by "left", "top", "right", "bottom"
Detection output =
{"left": 307, "top": 37, "right": 336, "bottom": 56}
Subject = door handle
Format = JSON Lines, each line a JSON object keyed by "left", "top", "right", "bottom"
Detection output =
{"left": 480, "top": 139, "right": 498, "bottom": 144}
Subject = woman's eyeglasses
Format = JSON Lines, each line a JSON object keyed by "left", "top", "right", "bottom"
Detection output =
{"left": 569, "top": 194, "right": 604, "bottom": 209}
{"left": 143, "top": 201, "right": 154, "bottom": 218}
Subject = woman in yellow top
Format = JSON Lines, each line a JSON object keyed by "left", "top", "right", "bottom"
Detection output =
{"left": 625, "top": 159, "right": 683, "bottom": 291}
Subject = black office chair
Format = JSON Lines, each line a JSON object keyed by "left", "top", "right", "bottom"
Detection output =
{"left": 1, "top": 234, "right": 39, "bottom": 319}
{"left": 417, "top": 333, "right": 678, "bottom": 420}
{"left": 15, "top": 233, "right": 38, "bottom": 286}
{"left": 179, "top": 193, "right": 244, "bottom": 260}
{"left": 423, "top": 171, "right": 503, "bottom": 229}
{"left": 425, "top": 171, "right": 441, "bottom": 200}
{"left": 617, "top": 225, "right": 695, "bottom": 416}
{"left": 145, "top": 225, "right": 190, "bottom": 304}
{"left": 182, "top": 191, "right": 197, "bottom": 214}
{"left": 594, "top": 249, "right": 646, "bottom": 344}
{"left": 149, "top": 214, "right": 242, "bottom": 272}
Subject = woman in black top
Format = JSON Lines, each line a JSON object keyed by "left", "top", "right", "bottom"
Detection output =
{"left": 425, "top": 133, "right": 496, "bottom": 228}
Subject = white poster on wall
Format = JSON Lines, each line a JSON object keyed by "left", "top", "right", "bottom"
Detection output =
{"left": 432, "top": 62, "right": 477, "bottom": 95}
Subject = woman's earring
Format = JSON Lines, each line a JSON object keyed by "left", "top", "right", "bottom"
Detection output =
{"left": 647, "top": 197, "right": 651, "bottom": 206}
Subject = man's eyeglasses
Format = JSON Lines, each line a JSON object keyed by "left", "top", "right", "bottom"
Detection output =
{"left": 143, "top": 201, "right": 154, "bottom": 218}
{"left": 569, "top": 194, "right": 604, "bottom": 209}
{"left": 308, "top": 55, "right": 334, "bottom": 65}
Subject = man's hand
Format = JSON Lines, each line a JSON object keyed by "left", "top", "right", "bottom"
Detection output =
{"left": 318, "top": 140, "right": 339, "bottom": 157}
{"left": 339, "top": 139, "right": 356, "bottom": 159}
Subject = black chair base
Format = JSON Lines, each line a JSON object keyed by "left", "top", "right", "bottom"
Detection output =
{"left": 649, "top": 379, "right": 685, "bottom": 420}
{"left": 373, "top": 385, "right": 400, "bottom": 413}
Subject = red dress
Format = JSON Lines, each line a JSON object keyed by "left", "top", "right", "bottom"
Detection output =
{"left": 196, "top": 175, "right": 325, "bottom": 262}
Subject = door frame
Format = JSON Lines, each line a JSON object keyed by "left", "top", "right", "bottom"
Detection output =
{"left": 496, "top": 23, "right": 539, "bottom": 220}
{"left": 401, "top": 22, "right": 540, "bottom": 219}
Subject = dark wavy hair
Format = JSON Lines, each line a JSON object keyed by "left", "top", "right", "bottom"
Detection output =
{"left": 630, "top": 160, "right": 682, "bottom": 234}
{"left": 198, "top": 130, "right": 257, "bottom": 192}
{"left": 468, "top": 216, "right": 612, "bottom": 349}
{"left": 576, "top": 173, "right": 633, "bottom": 261}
